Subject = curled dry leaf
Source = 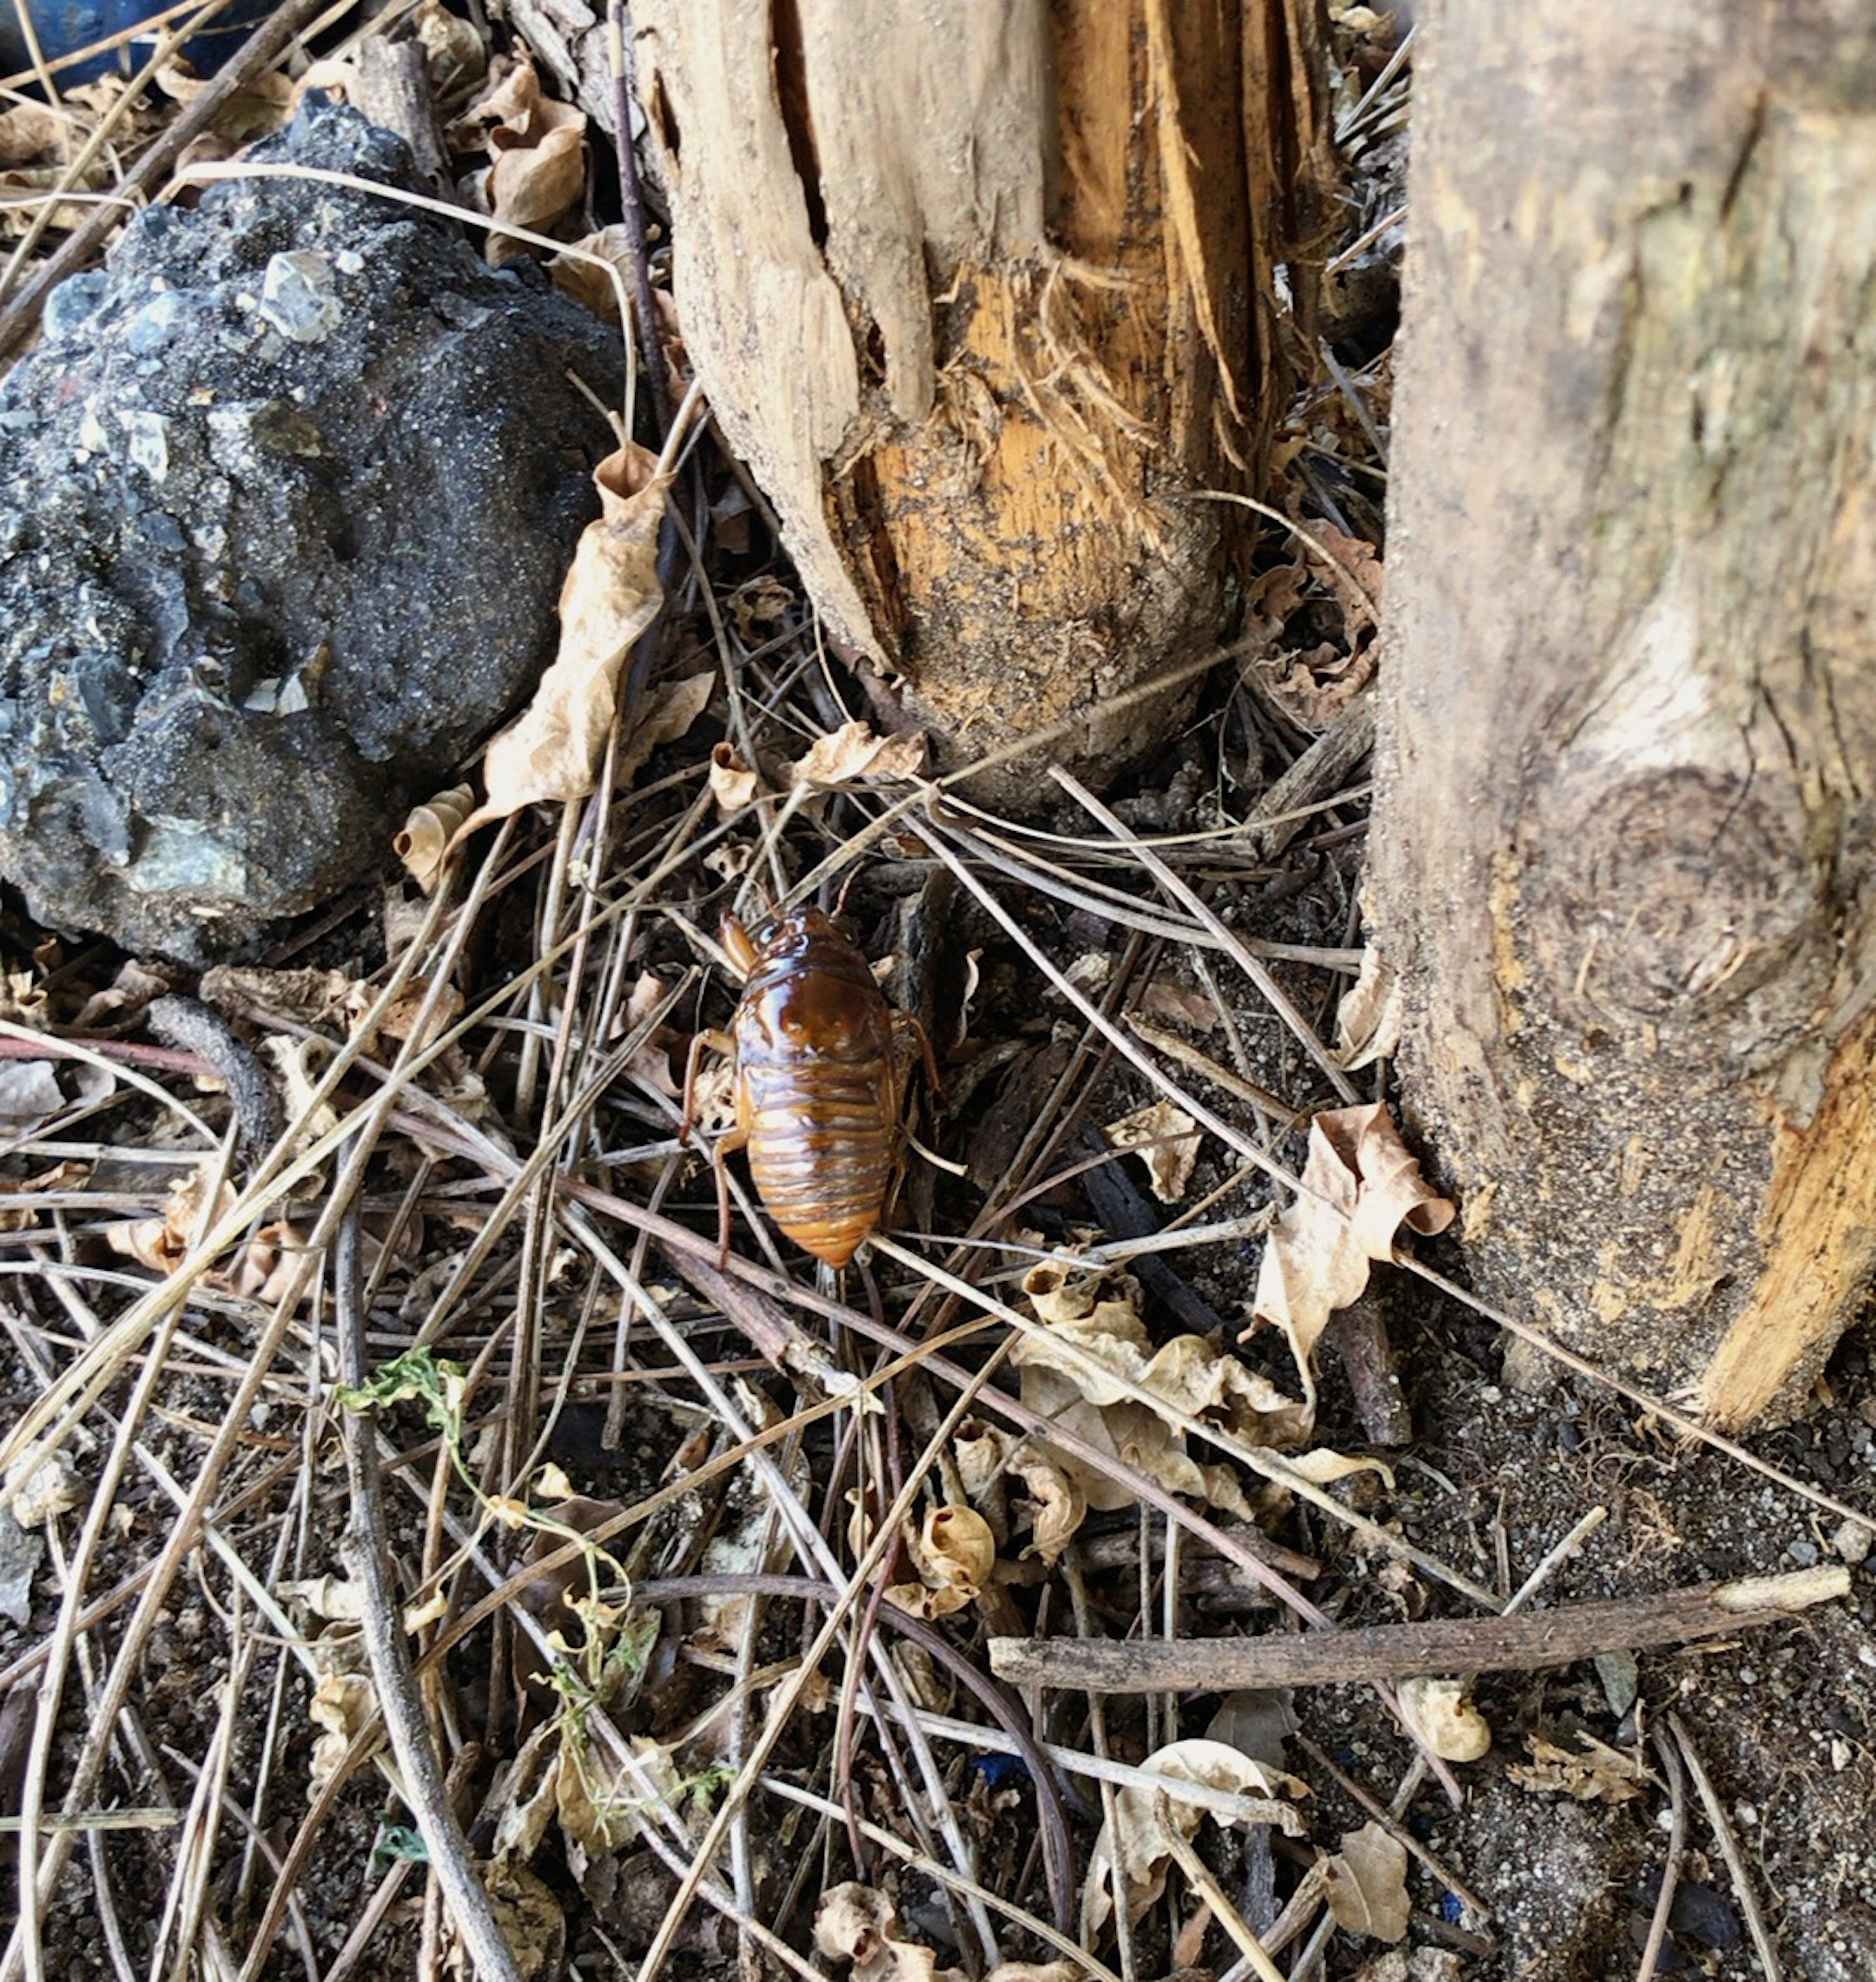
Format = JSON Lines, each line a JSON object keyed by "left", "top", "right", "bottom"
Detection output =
{"left": 106, "top": 1160, "right": 235, "bottom": 1275}
{"left": 395, "top": 783, "right": 474, "bottom": 893}
{"left": 1396, "top": 1676, "right": 1491, "bottom": 1761}
{"left": 549, "top": 224, "right": 631, "bottom": 322}
{"left": 69, "top": 958, "right": 173, "bottom": 1031}
{"left": 615, "top": 972, "right": 682, "bottom": 1099}
{"left": 814, "top": 1883, "right": 962, "bottom": 1982}
{"left": 452, "top": 444, "right": 677, "bottom": 840}
{"left": 791, "top": 719, "right": 926, "bottom": 787}
{"left": 307, "top": 1631, "right": 376, "bottom": 1790}
{"left": 412, "top": 0, "right": 486, "bottom": 89}
{"left": 261, "top": 1035, "right": 340, "bottom": 1156}
{"left": 1014, "top": 1263, "right": 1310, "bottom": 1520}
{"left": 0, "top": 970, "right": 45, "bottom": 1024}
{"left": 1323, "top": 1820, "right": 1410, "bottom": 1943}
{"left": 887, "top": 1503, "right": 996, "bottom": 1620}
{"left": 1083, "top": 1737, "right": 1307, "bottom": 1934}
{"left": 1333, "top": 945, "right": 1405, "bottom": 1071}
{"left": 345, "top": 978, "right": 465, "bottom": 1057}
{"left": 1103, "top": 1098, "right": 1203, "bottom": 1203}
{"left": 708, "top": 741, "right": 760, "bottom": 813}
{"left": 453, "top": 53, "right": 586, "bottom": 247}
{"left": 1245, "top": 1102, "right": 1455, "bottom": 1440}
{"left": 953, "top": 1422, "right": 1087, "bottom": 1564}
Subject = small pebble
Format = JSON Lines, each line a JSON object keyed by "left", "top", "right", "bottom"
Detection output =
{"left": 1832, "top": 1518, "right": 1873, "bottom": 1565}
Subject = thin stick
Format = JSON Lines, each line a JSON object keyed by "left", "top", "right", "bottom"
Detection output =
{"left": 1636, "top": 1726, "right": 1687, "bottom": 1980}
{"left": 989, "top": 1567, "right": 1849, "bottom": 1692}
{"left": 333, "top": 1149, "right": 522, "bottom": 1982}
{"left": 1667, "top": 1712, "right": 1786, "bottom": 1982}
{"left": 1156, "top": 1804, "right": 1285, "bottom": 1982}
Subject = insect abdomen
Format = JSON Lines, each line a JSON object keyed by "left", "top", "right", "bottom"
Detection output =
{"left": 744, "top": 1065, "right": 894, "bottom": 1267}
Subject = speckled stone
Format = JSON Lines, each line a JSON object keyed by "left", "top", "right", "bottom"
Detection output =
{"left": 0, "top": 99, "right": 621, "bottom": 959}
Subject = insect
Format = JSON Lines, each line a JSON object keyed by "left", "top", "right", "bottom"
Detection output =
{"left": 684, "top": 904, "right": 933, "bottom": 1268}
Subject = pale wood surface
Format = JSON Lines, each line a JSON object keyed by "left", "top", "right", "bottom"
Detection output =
{"left": 624, "top": 1, "right": 1332, "bottom": 790}
{"left": 1373, "top": 2, "right": 1876, "bottom": 1426}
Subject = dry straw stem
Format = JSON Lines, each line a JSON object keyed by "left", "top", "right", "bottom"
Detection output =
{"left": 1666, "top": 1711, "right": 1786, "bottom": 1982}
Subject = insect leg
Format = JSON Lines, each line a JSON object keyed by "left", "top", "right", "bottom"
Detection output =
{"left": 679, "top": 1026, "right": 734, "bottom": 1145}
{"left": 897, "top": 1013, "right": 947, "bottom": 1108}
{"left": 709, "top": 1123, "right": 747, "bottom": 1270}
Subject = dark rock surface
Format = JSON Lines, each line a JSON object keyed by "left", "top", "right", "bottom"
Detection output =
{"left": 0, "top": 100, "right": 621, "bottom": 960}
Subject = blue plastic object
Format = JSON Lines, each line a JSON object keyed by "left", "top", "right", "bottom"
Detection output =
{"left": 0, "top": 0, "right": 273, "bottom": 86}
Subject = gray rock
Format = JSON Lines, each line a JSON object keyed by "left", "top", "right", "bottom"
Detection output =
{"left": 0, "top": 99, "right": 622, "bottom": 960}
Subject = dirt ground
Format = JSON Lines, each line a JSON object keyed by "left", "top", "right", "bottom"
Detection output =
{"left": 0, "top": 5, "right": 1872, "bottom": 1981}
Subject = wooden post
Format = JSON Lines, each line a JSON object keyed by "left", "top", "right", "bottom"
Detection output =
{"left": 628, "top": 0, "right": 1332, "bottom": 793}
{"left": 1372, "top": 2, "right": 1876, "bottom": 1426}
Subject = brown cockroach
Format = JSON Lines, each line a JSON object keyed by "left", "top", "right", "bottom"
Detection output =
{"left": 683, "top": 905, "right": 936, "bottom": 1269}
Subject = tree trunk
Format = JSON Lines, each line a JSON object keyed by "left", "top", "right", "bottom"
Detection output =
{"left": 1373, "top": 2, "right": 1876, "bottom": 1427}
{"left": 627, "top": 0, "right": 1332, "bottom": 794}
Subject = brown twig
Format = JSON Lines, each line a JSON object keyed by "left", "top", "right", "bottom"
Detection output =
{"left": 988, "top": 1566, "right": 1849, "bottom": 1692}
{"left": 1636, "top": 1724, "right": 1687, "bottom": 1980}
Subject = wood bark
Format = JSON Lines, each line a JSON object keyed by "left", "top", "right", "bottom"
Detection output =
{"left": 1373, "top": 2, "right": 1876, "bottom": 1426}
{"left": 624, "top": 0, "right": 1332, "bottom": 793}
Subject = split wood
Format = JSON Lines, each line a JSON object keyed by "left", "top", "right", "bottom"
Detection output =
{"left": 989, "top": 1565, "right": 1847, "bottom": 1693}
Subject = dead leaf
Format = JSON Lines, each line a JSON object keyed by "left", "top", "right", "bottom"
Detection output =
{"left": 476, "top": 1862, "right": 564, "bottom": 1981}
{"left": 454, "top": 445, "right": 675, "bottom": 837}
{"left": 549, "top": 224, "right": 631, "bottom": 321}
{"left": 395, "top": 783, "right": 474, "bottom": 892}
{"left": 106, "top": 1160, "right": 235, "bottom": 1275}
{"left": 1305, "top": 520, "right": 1385, "bottom": 630}
{"left": 69, "top": 959, "right": 173, "bottom": 1031}
{"left": 887, "top": 1504, "right": 996, "bottom": 1620}
{"left": 0, "top": 970, "right": 46, "bottom": 1023}
{"left": 0, "top": 1058, "right": 112, "bottom": 1130}
{"left": 1334, "top": 946, "right": 1405, "bottom": 1070}
{"left": 1083, "top": 1737, "right": 1307, "bottom": 1934}
{"left": 708, "top": 741, "right": 760, "bottom": 813}
{"left": 791, "top": 720, "right": 926, "bottom": 787}
{"left": 307, "top": 1632, "right": 376, "bottom": 1790}
{"left": 197, "top": 965, "right": 350, "bottom": 1026}
{"left": 1014, "top": 1263, "right": 1310, "bottom": 1518}
{"left": 345, "top": 978, "right": 465, "bottom": 1057}
{"left": 261, "top": 1035, "right": 340, "bottom": 1155}
{"left": 1244, "top": 1102, "right": 1454, "bottom": 1439}
{"left": 1135, "top": 978, "right": 1218, "bottom": 1031}
{"left": 814, "top": 1883, "right": 963, "bottom": 1982}
{"left": 412, "top": 0, "right": 486, "bottom": 89}
{"left": 0, "top": 103, "right": 70, "bottom": 169}
{"left": 1104, "top": 1099, "right": 1203, "bottom": 1203}
{"left": 1507, "top": 1732, "right": 1651, "bottom": 1803}
{"left": 1260, "top": 639, "right": 1379, "bottom": 732}
{"left": 451, "top": 53, "right": 586, "bottom": 250}
{"left": 613, "top": 972, "right": 682, "bottom": 1099}
{"left": 1324, "top": 1821, "right": 1410, "bottom": 1942}
{"left": 1396, "top": 1676, "right": 1491, "bottom": 1761}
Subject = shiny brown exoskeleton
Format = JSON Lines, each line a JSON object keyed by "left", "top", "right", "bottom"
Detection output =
{"left": 685, "top": 905, "right": 932, "bottom": 1269}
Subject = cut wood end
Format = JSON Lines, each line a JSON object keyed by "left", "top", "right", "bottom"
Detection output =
{"left": 1713, "top": 1565, "right": 1850, "bottom": 1614}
